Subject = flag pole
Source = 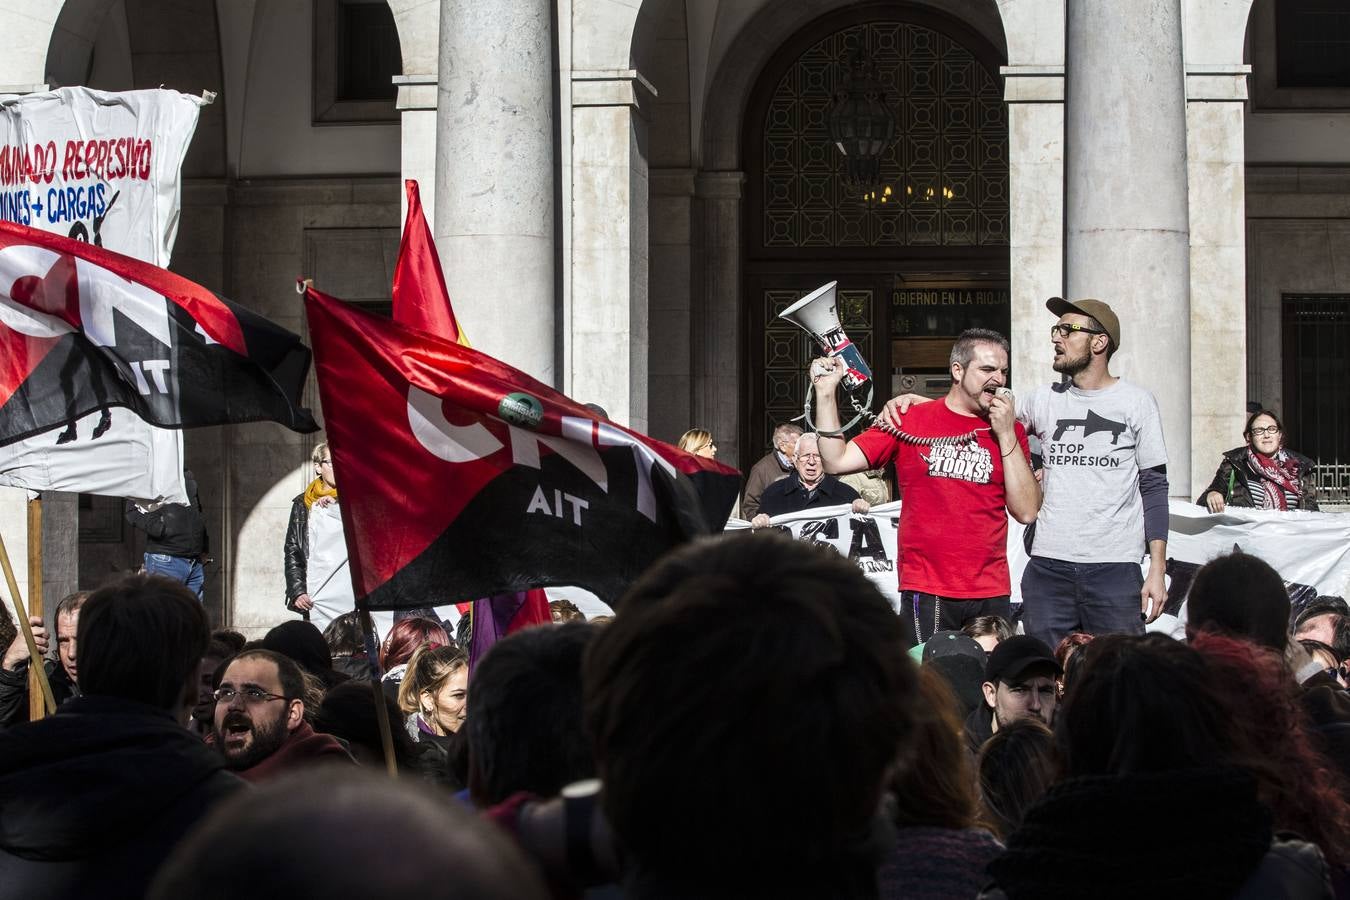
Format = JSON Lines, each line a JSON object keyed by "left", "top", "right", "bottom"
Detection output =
{"left": 0, "top": 520, "right": 56, "bottom": 716}
{"left": 26, "top": 497, "right": 46, "bottom": 720}
{"left": 358, "top": 605, "right": 398, "bottom": 778}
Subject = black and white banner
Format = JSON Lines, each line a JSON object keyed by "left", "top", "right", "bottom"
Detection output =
{"left": 725, "top": 501, "right": 1350, "bottom": 618}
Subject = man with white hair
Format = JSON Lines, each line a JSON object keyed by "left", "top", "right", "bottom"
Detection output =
{"left": 751, "top": 433, "right": 869, "bottom": 524}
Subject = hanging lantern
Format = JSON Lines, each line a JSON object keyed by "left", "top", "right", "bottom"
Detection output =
{"left": 827, "top": 52, "right": 897, "bottom": 195}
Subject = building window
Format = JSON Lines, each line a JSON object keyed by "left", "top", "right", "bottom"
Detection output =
{"left": 1276, "top": 0, "right": 1350, "bottom": 88}
{"left": 314, "top": 0, "right": 402, "bottom": 124}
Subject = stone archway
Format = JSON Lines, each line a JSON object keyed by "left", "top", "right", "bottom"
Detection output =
{"left": 689, "top": 0, "right": 1008, "bottom": 469}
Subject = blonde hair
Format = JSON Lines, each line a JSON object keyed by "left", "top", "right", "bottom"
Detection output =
{"left": 396, "top": 643, "right": 468, "bottom": 715}
{"left": 310, "top": 441, "right": 330, "bottom": 466}
{"left": 678, "top": 429, "right": 713, "bottom": 454}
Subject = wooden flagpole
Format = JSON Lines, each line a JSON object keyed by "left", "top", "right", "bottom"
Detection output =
{"left": 26, "top": 497, "right": 45, "bottom": 720}
{"left": 0, "top": 509, "right": 56, "bottom": 716}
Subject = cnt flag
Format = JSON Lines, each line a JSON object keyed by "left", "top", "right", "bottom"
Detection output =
{"left": 391, "top": 179, "right": 468, "bottom": 345}
{"left": 0, "top": 220, "right": 318, "bottom": 449}
{"left": 389, "top": 180, "right": 549, "bottom": 650}
{"left": 303, "top": 285, "right": 741, "bottom": 607}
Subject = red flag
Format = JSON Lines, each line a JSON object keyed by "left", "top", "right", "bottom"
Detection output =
{"left": 303, "top": 285, "right": 741, "bottom": 607}
{"left": 391, "top": 179, "right": 468, "bottom": 345}
{"left": 0, "top": 220, "right": 317, "bottom": 445}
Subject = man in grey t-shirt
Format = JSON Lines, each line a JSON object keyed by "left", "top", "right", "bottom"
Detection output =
{"left": 883, "top": 299, "right": 1171, "bottom": 649}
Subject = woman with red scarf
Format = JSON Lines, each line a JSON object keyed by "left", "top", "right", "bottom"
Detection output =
{"left": 1199, "top": 410, "right": 1320, "bottom": 512}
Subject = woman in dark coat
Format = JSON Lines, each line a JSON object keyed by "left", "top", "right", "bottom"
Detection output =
{"left": 1198, "top": 409, "right": 1319, "bottom": 512}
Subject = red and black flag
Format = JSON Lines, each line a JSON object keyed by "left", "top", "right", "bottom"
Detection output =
{"left": 303, "top": 285, "right": 741, "bottom": 606}
{"left": 0, "top": 220, "right": 317, "bottom": 444}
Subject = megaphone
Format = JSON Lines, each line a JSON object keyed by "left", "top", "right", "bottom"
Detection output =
{"left": 779, "top": 281, "right": 874, "bottom": 392}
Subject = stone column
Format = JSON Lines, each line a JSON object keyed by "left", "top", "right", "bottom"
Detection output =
{"left": 394, "top": 74, "right": 439, "bottom": 228}
{"left": 434, "top": 0, "right": 556, "bottom": 385}
{"left": 1002, "top": 66, "right": 1065, "bottom": 394}
{"left": 1064, "top": 0, "right": 1192, "bottom": 496}
{"left": 1186, "top": 65, "right": 1250, "bottom": 496}
{"left": 647, "top": 167, "right": 697, "bottom": 443}
{"left": 692, "top": 171, "right": 744, "bottom": 470}
{"left": 569, "top": 70, "right": 654, "bottom": 432}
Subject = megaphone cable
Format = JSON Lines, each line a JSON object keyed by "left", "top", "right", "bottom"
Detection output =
{"left": 798, "top": 379, "right": 990, "bottom": 446}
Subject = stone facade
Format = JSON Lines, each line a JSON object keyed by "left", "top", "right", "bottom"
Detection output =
{"left": 1, "top": 0, "right": 1347, "bottom": 634}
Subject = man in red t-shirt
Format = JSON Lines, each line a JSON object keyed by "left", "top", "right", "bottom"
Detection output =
{"left": 813, "top": 329, "right": 1041, "bottom": 644}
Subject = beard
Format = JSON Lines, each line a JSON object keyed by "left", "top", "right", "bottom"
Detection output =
{"left": 215, "top": 709, "right": 289, "bottom": 770}
{"left": 1052, "top": 345, "right": 1091, "bottom": 376}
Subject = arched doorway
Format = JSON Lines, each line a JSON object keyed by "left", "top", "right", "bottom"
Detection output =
{"left": 742, "top": 5, "right": 1009, "bottom": 457}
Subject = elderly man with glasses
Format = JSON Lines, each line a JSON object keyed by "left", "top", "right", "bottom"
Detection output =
{"left": 750, "top": 432, "right": 869, "bottom": 524}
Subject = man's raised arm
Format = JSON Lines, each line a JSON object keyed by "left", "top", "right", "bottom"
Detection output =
{"left": 810, "top": 357, "right": 872, "bottom": 475}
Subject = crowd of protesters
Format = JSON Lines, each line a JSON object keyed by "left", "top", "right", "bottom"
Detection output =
{"left": 0, "top": 536, "right": 1347, "bottom": 899}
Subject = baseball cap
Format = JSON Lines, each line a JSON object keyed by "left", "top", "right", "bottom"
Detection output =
{"left": 1046, "top": 297, "right": 1120, "bottom": 350}
{"left": 985, "top": 634, "right": 1062, "bottom": 684}
{"left": 922, "top": 630, "right": 987, "bottom": 664}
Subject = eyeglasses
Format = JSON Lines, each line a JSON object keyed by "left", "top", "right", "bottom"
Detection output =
{"left": 796, "top": 453, "right": 822, "bottom": 462}
{"left": 213, "top": 686, "right": 290, "bottom": 705}
{"left": 317, "top": 458, "right": 332, "bottom": 466}
{"left": 1050, "top": 324, "right": 1105, "bottom": 338}
{"left": 1249, "top": 426, "right": 1281, "bottom": 437}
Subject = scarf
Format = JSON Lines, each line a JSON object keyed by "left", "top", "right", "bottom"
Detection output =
{"left": 1246, "top": 448, "right": 1301, "bottom": 510}
{"left": 303, "top": 476, "right": 338, "bottom": 509}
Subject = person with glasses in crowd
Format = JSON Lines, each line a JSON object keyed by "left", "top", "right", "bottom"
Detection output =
{"left": 750, "top": 432, "right": 869, "bottom": 524}
{"left": 883, "top": 300, "right": 1168, "bottom": 651}
{"left": 1199, "top": 408, "right": 1320, "bottom": 513}
{"left": 283, "top": 441, "right": 354, "bottom": 629}
{"left": 210, "top": 648, "right": 353, "bottom": 782}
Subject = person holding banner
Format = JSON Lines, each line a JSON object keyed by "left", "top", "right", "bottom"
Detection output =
{"left": 284, "top": 442, "right": 352, "bottom": 629}
{"left": 1199, "top": 409, "right": 1320, "bottom": 512}
{"left": 813, "top": 329, "right": 1040, "bottom": 644}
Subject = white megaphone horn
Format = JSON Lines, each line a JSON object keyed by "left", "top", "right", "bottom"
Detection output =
{"left": 778, "top": 281, "right": 874, "bottom": 391}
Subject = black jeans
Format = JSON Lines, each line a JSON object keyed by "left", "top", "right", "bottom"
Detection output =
{"left": 900, "top": 591, "right": 1012, "bottom": 645}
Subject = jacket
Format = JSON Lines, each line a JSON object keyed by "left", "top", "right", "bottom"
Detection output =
{"left": 124, "top": 469, "right": 209, "bottom": 556}
{"left": 284, "top": 494, "right": 309, "bottom": 610}
{"left": 0, "top": 658, "right": 78, "bottom": 728}
{"left": 741, "top": 450, "right": 794, "bottom": 519}
{"left": 757, "top": 472, "right": 860, "bottom": 517}
{"left": 0, "top": 695, "right": 244, "bottom": 899}
{"left": 1197, "top": 447, "right": 1319, "bottom": 511}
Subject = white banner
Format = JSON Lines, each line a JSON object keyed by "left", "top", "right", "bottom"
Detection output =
{"left": 0, "top": 87, "right": 209, "bottom": 503}
{"left": 726, "top": 500, "right": 1350, "bottom": 620}
{"left": 0, "top": 87, "right": 208, "bottom": 265}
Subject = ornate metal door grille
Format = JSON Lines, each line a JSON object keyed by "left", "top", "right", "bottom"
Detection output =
{"left": 760, "top": 20, "right": 1009, "bottom": 250}
{"left": 1282, "top": 295, "right": 1350, "bottom": 504}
